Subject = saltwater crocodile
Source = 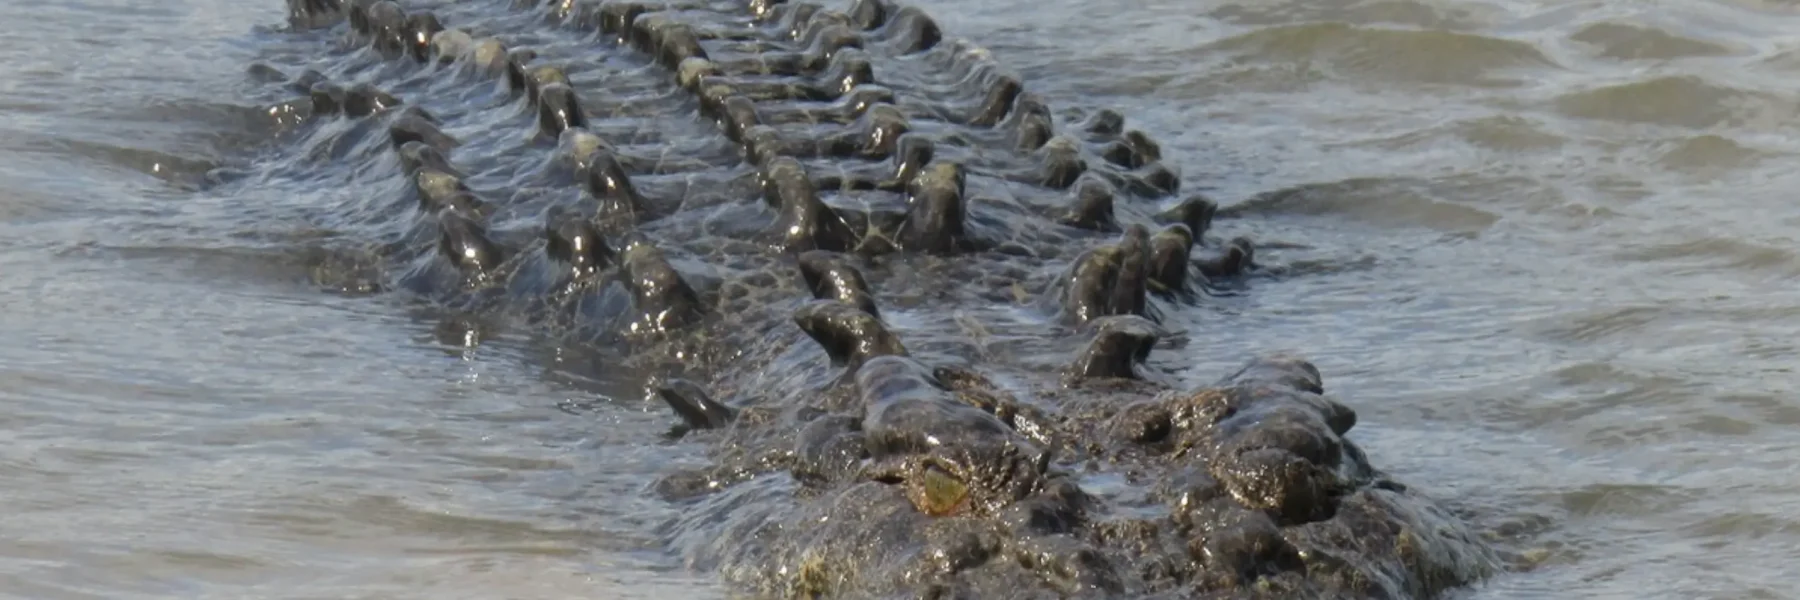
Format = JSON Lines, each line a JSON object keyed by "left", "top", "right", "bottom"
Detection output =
{"left": 230, "top": 0, "right": 1506, "bottom": 596}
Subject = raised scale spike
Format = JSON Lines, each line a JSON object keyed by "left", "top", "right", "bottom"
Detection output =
{"left": 1061, "top": 244, "right": 1121, "bottom": 326}
{"left": 306, "top": 81, "right": 345, "bottom": 116}
{"left": 402, "top": 13, "right": 444, "bottom": 62}
{"left": 715, "top": 93, "right": 760, "bottom": 143}
{"left": 1197, "top": 236, "right": 1256, "bottom": 278}
{"left": 285, "top": 0, "right": 344, "bottom": 30}
{"left": 888, "top": 133, "right": 934, "bottom": 185}
{"left": 812, "top": 130, "right": 934, "bottom": 193}
{"left": 1035, "top": 136, "right": 1087, "bottom": 190}
{"left": 967, "top": 74, "right": 1022, "bottom": 127}
{"left": 556, "top": 128, "right": 608, "bottom": 173}
{"left": 762, "top": 157, "right": 859, "bottom": 253}
{"left": 524, "top": 64, "right": 570, "bottom": 108}
{"left": 388, "top": 109, "right": 458, "bottom": 152}
{"left": 796, "top": 250, "right": 880, "bottom": 318}
{"left": 1082, "top": 108, "right": 1126, "bottom": 137}
{"left": 433, "top": 191, "right": 494, "bottom": 221}
{"left": 544, "top": 207, "right": 615, "bottom": 278}
{"left": 284, "top": 68, "right": 328, "bottom": 95}
{"left": 362, "top": 1, "right": 410, "bottom": 58}
{"left": 345, "top": 0, "right": 379, "bottom": 35}
{"left": 429, "top": 29, "right": 474, "bottom": 64}
{"left": 793, "top": 299, "right": 906, "bottom": 371}
{"left": 1146, "top": 224, "right": 1195, "bottom": 296}
{"left": 535, "top": 82, "right": 588, "bottom": 139}
{"left": 854, "top": 354, "right": 1048, "bottom": 516}
{"left": 692, "top": 48, "right": 875, "bottom": 104}
{"left": 618, "top": 239, "right": 705, "bottom": 334}
{"left": 647, "top": 23, "right": 709, "bottom": 70}
{"left": 1011, "top": 97, "right": 1055, "bottom": 151}
{"left": 395, "top": 141, "right": 457, "bottom": 177}
{"left": 343, "top": 82, "right": 401, "bottom": 117}
{"left": 738, "top": 124, "right": 785, "bottom": 167}
{"left": 898, "top": 161, "right": 970, "bottom": 254}
{"left": 1099, "top": 130, "right": 1161, "bottom": 170}
{"left": 1069, "top": 315, "right": 1160, "bottom": 381}
{"left": 1060, "top": 175, "right": 1119, "bottom": 232}
{"left": 435, "top": 210, "right": 504, "bottom": 282}
{"left": 1156, "top": 195, "right": 1218, "bottom": 241}
{"left": 847, "top": 0, "right": 887, "bottom": 30}
{"left": 1108, "top": 224, "right": 1151, "bottom": 320}
{"left": 502, "top": 48, "right": 540, "bottom": 95}
{"left": 580, "top": 150, "right": 651, "bottom": 224}
{"left": 1057, "top": 227, "right": 1154, "bottom": 325}
{"left": 654, "top": 378, "right": 738, "bottom": 437}
{"left": 872, "top": 5, "right": 942, "bottom": 54}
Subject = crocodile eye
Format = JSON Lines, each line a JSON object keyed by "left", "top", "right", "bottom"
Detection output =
{"left": 907, "top": 463, "right": 970, "bottom": 517}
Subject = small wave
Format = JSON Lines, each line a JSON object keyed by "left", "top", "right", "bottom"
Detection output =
{"left": 1559, "top": 483, "right": 1701, "bottom": 518}
{"left": 1520, "top": 361, "right": 1700, "bottom": 434}
{"left": 257, "top": 492, "right": 594, "bottom": 552}
{"left": 1202, "top": 22, "right": 1559, "bottom": 87}
{"left": 1653, "top": 134, "right": 1772, "bottom": 175}
{"left": 1612, "top": 237, "right": 1800, "bottom": 277}
{"left": 39, "top": 136, "right": 225, "bottom": 189}
{"left": 1205, "top": 0, "right": 1489, "bottom": 30}
{"left": 7, "top": 96, "right": 312, "bottom": 191}
{"left": 1533, "top": 304, "right": 1667, "bottom": 344}
{"left": 1553, "top": 75, "right": 1792, "bottom": 129}
{"left": 1719, "top": 393, "right": 1800, "bottom": 428}
{"left": 1225, "top": 176, "right": 1502, "bottom": 232}
{"left": 1568, "top": 22, "right": 1737, "bottom": 61}
{"left": 1270, "top": 252, "right": 1382, "bottom": 277}
{"left": 1679, "top": 510, "right": 1800, "bottom": 540}
{"left": 1452, "top": 115, "right": 1568, "bottom": 152}
{"left": 54, "top": 239, "right": 393, "bottom": 297}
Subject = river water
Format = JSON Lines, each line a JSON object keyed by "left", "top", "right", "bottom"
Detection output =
{"left": 1, "top": 0, "right": 1796, "bottom": 598}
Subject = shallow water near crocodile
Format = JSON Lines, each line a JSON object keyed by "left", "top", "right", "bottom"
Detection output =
{"left": 3, "top": 0, "right": 1799, "bottom": 597}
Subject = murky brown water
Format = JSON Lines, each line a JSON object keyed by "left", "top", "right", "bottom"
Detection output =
{"left": 3, "top": 0, "right": 1799, "bottom": 598}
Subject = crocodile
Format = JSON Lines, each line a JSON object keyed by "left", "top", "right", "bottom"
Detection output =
{"left": 231, "top": 0, "right": 1507, "bottom": 597}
